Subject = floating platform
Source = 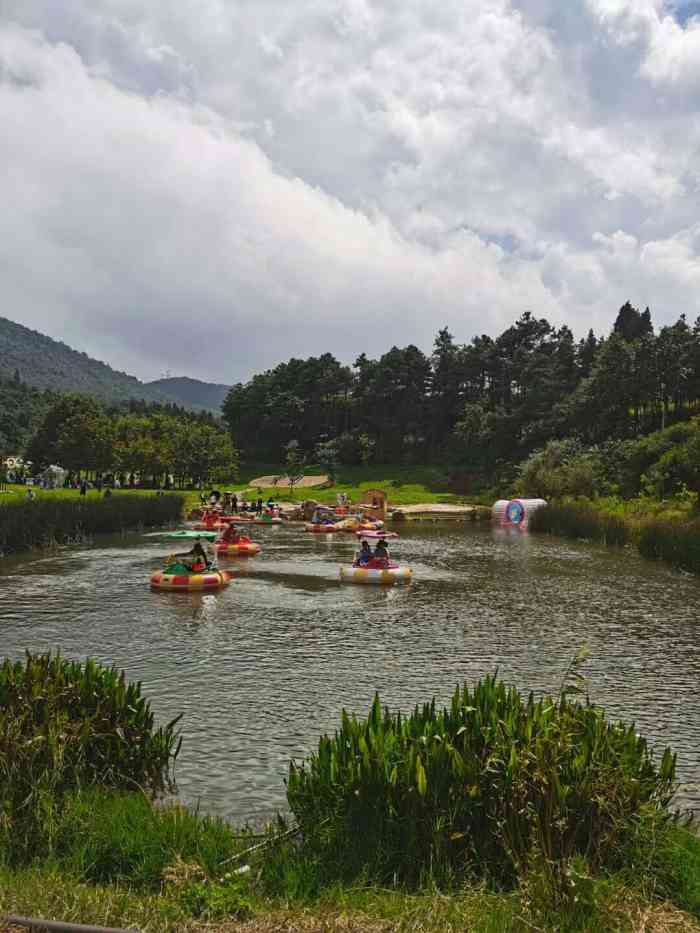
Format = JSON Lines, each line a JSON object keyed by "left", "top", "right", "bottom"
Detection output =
{"left": 390, "top": 504, "right": 490, "bottom": 523}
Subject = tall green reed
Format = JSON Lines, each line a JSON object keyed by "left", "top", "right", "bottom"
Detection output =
{"left": 0, "top": 652, "right": 181, "bottom": 862}
{"left": 638, "top": 519, "right": 700, "bottom": 574}
{"left": 0, "top": 494, "right": 183, "bottom": 554}
{"left": 287, "top": 675, "right": 677, "bottom": 891}
{"left": 529, "top": 502, "right": 628, "bottom": 547}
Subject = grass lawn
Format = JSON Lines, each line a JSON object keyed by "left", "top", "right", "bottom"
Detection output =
{"left": 2, "top": 465, "right": 490, "bottom": 520}
{"left": 184, "top": 463, "right": 489, "bottom": 513}
{"left": 1, "top": 484, "right": 166, "bottom": 500}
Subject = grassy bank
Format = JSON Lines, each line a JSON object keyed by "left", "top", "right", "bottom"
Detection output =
{"left": 182, "top": 463, "right": 485, "bottom": 513}
{"left": 2, "top": 653, "right": 699, "bottom": 932}
{"left": 0, "top": 491, "right": 183, "bottom": 554}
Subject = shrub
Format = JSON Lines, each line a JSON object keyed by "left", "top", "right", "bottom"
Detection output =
{"left": 514, "top": 441, "right": 605, "bottom": 500}
{"left": 0, "top": 493, "right": 183, "bottom": 554}
{"left": 286, "top": 676, "right": 677, "bottom": 891}
{"left": 0, "top": 652, "right": 181, "bottom": 862}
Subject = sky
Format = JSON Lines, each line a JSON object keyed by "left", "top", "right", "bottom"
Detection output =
{"left": 1, "top": 1, "right": 700, "bottom": 384}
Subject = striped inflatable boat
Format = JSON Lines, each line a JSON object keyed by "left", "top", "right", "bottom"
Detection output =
{"left": 215, "top": 541, "right": 261, "bottom": 556}
{"left": 150, "top": 569, "right": 234, "bottom": 591}
{"left": 339, "top": 566, "right": 412, "bottom": 585}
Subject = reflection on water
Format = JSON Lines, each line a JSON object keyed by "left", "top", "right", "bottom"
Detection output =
{"left": 1, "top": 524, "right": 698, "bottom": 821}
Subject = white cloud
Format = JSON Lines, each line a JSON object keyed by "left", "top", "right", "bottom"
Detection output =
{"left": 0, "top": 2, "right": 700, "bottom": 382}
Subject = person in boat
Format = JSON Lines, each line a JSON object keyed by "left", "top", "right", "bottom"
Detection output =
{"left": 373, "top": 539, "right": 389, "bottom": 565}
{"left": 356, "top": 540, "right": 372, "bottom": 566}
{"left": 174, "top": 540, "right": 209, "bottom": 572}
{"left": 220, "top": 523, "right": 241, "bottom": 544}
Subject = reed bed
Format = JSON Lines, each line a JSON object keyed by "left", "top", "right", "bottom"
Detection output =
{"left": 529, "top": 501, "right": 629, "bottom": 546}
{"left": 0, "top": 493, "right": 183, "bottom": 554}
{"left": 638, "top": 520, "right": 700, "bottom": 575}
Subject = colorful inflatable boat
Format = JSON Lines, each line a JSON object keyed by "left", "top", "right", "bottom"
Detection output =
{"left": 150, "top": 567, "right": 234, "bottom": 591}
{"left": 339, "top": 560, "right": 412, "bottom": 584}
{"left": 216, "top": 539, "right": 261, "bottom": 556}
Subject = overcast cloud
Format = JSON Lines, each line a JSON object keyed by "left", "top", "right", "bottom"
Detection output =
{"left": 1, "top": 0, "right": 700, "bottom": 383}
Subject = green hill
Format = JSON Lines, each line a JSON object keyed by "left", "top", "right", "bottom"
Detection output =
{"left": 0, "top": 317, "right": 224, "bottom": 411}
{"left": 146, "top": 377, "right": 230, "bottom": 412}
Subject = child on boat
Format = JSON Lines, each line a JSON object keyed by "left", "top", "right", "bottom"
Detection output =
{"left": 355, "top": 540, "right": 372, "bottom": 566}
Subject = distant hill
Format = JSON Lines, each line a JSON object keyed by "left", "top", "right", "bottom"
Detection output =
{"left": 0, "top": 316, "right": 226, "bottom": 411}
{"left": 147, "top": 377, "right": 230, "bottom": 412}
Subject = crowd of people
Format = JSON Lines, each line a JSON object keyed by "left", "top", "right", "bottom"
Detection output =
{"left": 200, "top": 490, "right": 277, "bottom": 515}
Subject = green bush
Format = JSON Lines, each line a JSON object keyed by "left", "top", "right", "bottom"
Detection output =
{"left": 530, "top": 501, "right": 628, "bottom": 547}
{"left": 0, "top": 653, "right": 181, "bottom": 862}
{"left": 514, "top": 441, "right": 606, "bottom": 500}
{"left": 0, "top": 493, "right": 183, "bottom": 554}
{"left": 286, "top": 676, "right": 677, "bottom": 891}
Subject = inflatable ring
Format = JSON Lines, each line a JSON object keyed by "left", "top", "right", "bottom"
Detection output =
{"left": 216, "top": 542, "right": 261, "bottom": 556}
{"left": 305, "top": 523, "right": 342, "bottom": 533}
{"left": 150, "top": 569, "right": 234, "bottom": 591}
{"left": 192, "top": 521, "right": 227, "bottom": 531}
{"left": 339, "top": 566, "right": 412, "bottom": 585}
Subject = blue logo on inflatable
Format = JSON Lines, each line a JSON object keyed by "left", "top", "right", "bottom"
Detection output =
{"left": 505, "top": 500, "right": 525, "bottom": 525}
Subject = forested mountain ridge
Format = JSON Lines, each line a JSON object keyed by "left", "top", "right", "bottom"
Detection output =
{"left": 146, "top": 377, "right": 230, "bottom": 411}
{"left": 0, "top": 316, "right": 224, "bottom": 411}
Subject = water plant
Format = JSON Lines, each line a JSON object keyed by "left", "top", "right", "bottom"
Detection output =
{"left": 0, "top": 652, "right": 181, "bottom": 861}
{"left": 0, "top": 493, "right": 183, "bottom": 554}
{"left": 638, "top": 519, "right": 700, "bottom": 575}
{"left": 286, "top": 675, "right": 678, "bottom": 891}
{"left": 529, "top": 501, "right": 628, "bottom": 547}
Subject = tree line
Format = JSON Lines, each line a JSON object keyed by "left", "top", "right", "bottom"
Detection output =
{"left": 17, "top": 395, "right": 237, "bottom": 488}
{"left": 223, "top": 303, "right": 700, "bottom": 478}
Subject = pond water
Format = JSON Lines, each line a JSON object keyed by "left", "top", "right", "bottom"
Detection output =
{"left": 0, "top": 523, "right": 698, "bottom": 822}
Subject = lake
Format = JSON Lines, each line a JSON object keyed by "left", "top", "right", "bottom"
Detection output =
{"left": 1, "top": 522, "right": 698, "bottom": 822}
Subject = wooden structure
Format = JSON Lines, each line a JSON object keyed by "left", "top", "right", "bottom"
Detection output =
{"left": 358, "top": 488, "right": 387, "bottom": 521}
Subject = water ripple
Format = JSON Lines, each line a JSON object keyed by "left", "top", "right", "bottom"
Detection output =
{"left": 0, "top": 525, "right": 698, "bottom": 821}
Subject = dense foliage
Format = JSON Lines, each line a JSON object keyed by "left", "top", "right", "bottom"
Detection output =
{"left": 0, "top": 653, "right": 181, "bottom": 861}
{"left": 0, "top": 492, "right": 183, "bottom": 554}
{"left": 287, "top": 675, "right": 677, "bottom": 890}
{"left": 223, "top": 304, "right": 700, "bottom": 479}
{"left": 23, "top": 395, "right": 237, "bottom": 486}
{"left": 0, "top": 372, "right": 57, "bottom": 454}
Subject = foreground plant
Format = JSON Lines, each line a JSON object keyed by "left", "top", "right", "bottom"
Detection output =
{"left": 0, "top": 652, "right": 181, "bottom": 861}
{"left": 287, "top": 674, "right": 678, "bottom": 891}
